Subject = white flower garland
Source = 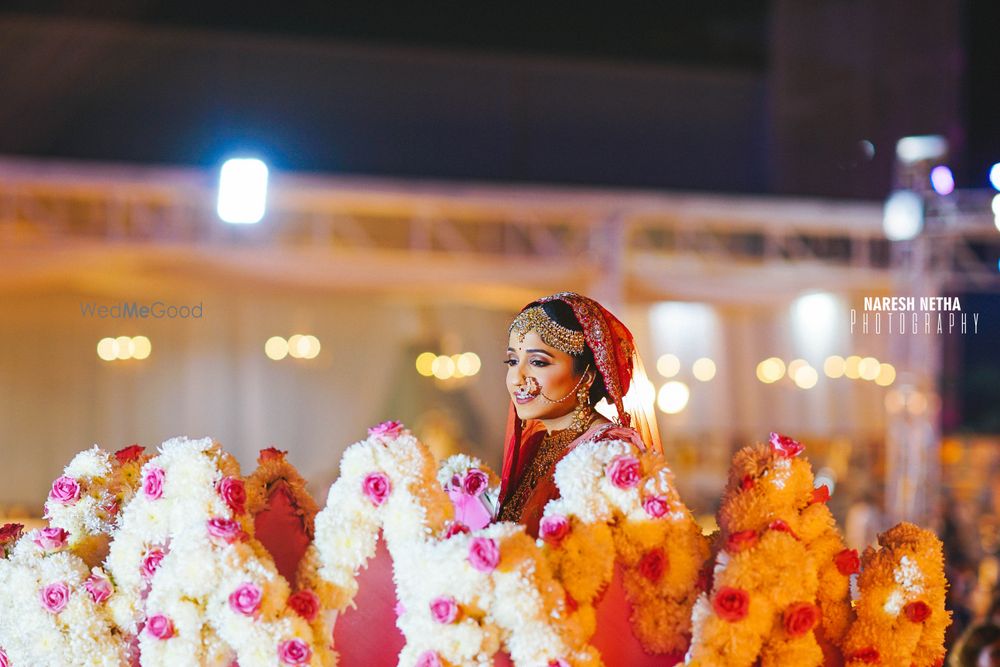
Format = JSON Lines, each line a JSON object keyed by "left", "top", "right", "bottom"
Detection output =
{"left": 0, "top": 530, "right": 127, "bottom": 665}
{"left": 104, "top": 436, "right": 331, "bottom": 666}
{"left": 312, "top": 422, "right": 600, "bottom": 667}
{"left": 540, "top": 437, "right": 709, "bottom": 656}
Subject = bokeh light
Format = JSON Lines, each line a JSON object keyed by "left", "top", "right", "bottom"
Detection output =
{"left": 756, "top": 357, "right": 786, "bottom": 384}
{"left": 823, "top": 355, "right": 845, "bottom": 378}
{"left": 929, "top": 165, "right": 954, "bottom": 196}
{"left": 656, "top": 353, "right": 681, "bottom": 378}
{"left": 844, "top": 355, "right": 862, "bottom": 379}
{"left": 793, "top": 365, "right": 819, "bottom": 389}
{"left": 657, "top": 381, "right": 690, "bottom": 414}
{"left": 875, "top": 363, "right": 896, "bottom": 387}
{"left": 692, "top": 357, "right": 716, "bottom": 382}
{"left": 265, "top": 336, "right": 289, "bottom": 361}
{"left": 858, "top": 356, "right": 881, "bottom": 381}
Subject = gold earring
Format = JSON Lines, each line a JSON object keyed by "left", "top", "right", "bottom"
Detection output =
{"left": 571, "top": 376, "right": 594, "bottom": 432}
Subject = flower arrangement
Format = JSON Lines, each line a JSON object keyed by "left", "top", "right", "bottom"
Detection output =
{"left": 41, "top": 444, "right": 151, "bottom": 567}
{"left": 311, "top": 421, "right": 600, "bottom": 666}
{"left": 539, "top": 437, "right": 709, "bottom": 657}
{"left": 841, "top": 522, "right": 949, "bottom": 667}
{"left": 685, "top": 433, "right": 851, "bottom": 667}
{"left": 0, "top": 525, "right": 128, "bottom": 666}
{"left": 437, "top": 454, "right": 499, "bottom": 531}
{"left": 103, "top": 436, "right": 331, "bottom": 666}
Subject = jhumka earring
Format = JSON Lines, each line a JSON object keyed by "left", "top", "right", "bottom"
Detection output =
{"left": 571, "top": 375, "right": 594, "bottom": 433}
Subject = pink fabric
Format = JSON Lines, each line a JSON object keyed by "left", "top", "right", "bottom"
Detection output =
{"left": 333, "top": 536, "right": 406, "bottom": 667}
{"left": 447, "top": 488, "right": 493, "bottom": 530}
{"left": 254, "top": 484, "right": 311, "bottom": 587}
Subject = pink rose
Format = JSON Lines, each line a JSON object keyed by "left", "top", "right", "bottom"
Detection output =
{"left": 462, "top": 469, "right": 489, "bottom": 497}
{"left": 207, "top": 518, "right": 246, "bottom": 544}
{"left": 548, "top": 661, "right": 570, "bottom": 667}
{"left": 443, "top": 521, "right": 470, "bottom": 539}
{"left": 216, "top": 477, "right": 247, "bottom": 514}
{"left": 143, "top": 467, "right": 165, "bottom": 500}
{"left": 643, "top": 495, "right": 669, "bottom": 518}
{"left": 114, "top": 444, "right": 145, "bottom": 464}
{"left": 228, "top": 582, "right": 262, "bottom": 616}
{"left": 362, "top": 472, "right": 391, "bottom": 506}
{"left": 48, "top": 476, "right": 81, "bottom": 505}
{"left": 769, "top": 432, "right": 804, "bottom": 458}
{"left": 429, "top": 596, "right": 458, "bottom": 624}
{"left": 140, "top": 548, "right": 165, "bottom": 580}
{"left": 278, "top": 638, "right": 312, "bottom": 665}
{"left": 288, "top": 590, "right": 320, "bottom": 622}
{"left": 146, "top": 614, "right": 174, "bottom": 640}
{"left": 367, "top": 420, "right": 403, "bottom": 439}
{"left": 468, "top": 537, "right": 500, "bottom": 573}
{"left": 33, "top": 527, "right": 70, "bottom": 551}
{"left": 41, "top": 581, "right": 70, "bottom": 613}
{"left": 415, "top": 651, "right": 443, "bottom": 667}
{"left": 606, "top": 455, "right": 641, "bottom": 489}
{"left": 0, "top": 647, "right": 8, "bottom": 667}
{"left": 539, "top": 515, "right": 571, "bottom": 546}
{"left": 85, "top": 571, "right": 113, "bottom": 603}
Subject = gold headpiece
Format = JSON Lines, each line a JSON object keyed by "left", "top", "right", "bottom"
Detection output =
{"left": 508, "top": 306, "right": 586, "bottom": 356}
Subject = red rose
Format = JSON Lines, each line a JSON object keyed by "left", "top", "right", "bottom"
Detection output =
{"left": 847, "top": 647, "right": 880, "bottom": 663}
{"left": 740, "top": 474, "right": 755, "bottom": 491}
{"left": 783, "top": 602, "right": 819, "bottom": 637}
{"left": 768, "top": 519, "right": 799, "bottom": 540}
{"left": 462, "top": 469, "right": 489, "bottom": 497}
{"left": 726, "top": 529, "right": 759, "bottom": 553}
{"left": 811, "top": 484, "right": 830, "bottom": 504}
{"left": 904, "top": 600, "right": 931, "bottom": 623}
{"left": 114, "top": 444, "right": 145, "bottom": 464}
{"left": 835, "top": 549, "right": 861, "bottom": 576}
{"left": 287, "top": 590, "right": 320, "bottom": 622}
{"left": 712, "top": 586, "right": 750, "bottom": 622}
{"left": 443, "top": 521, "right": 470, "bottom": 539}
{"left": 639, "top": 548, "right": 668, "bottom": 582}
{"left": 259, "top": 447, "right": 287, "bottom": 462}
{"left": 769, "top": 432, "right": 804, "bottom": 458}
{"left": 0, "top": 523, "right": 23, "bottom": 545}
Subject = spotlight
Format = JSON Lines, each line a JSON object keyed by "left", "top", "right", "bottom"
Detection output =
{"left": 217, "top": 158, "right": 269, "bottom": 224}
{"left": 883, "top": 191, "right": 924, "bottom": 241}
{"left": 929, "top": 166, "right": 954, "bottom": 196}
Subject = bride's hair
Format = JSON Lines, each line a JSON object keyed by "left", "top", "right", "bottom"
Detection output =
{"left": 526, "top": 299, "right": 608, "bottom": 407}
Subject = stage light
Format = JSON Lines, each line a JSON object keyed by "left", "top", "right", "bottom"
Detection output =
{"left": 431, "top": 355, "right": 455, "bottom": 380}
{"left": 844, "top": 355, "right": 862, "bottom": 379}
{"left": 756, "top": 357, "right": 785, "bottom": 384}
{"left": 656, "top": 353, "right": 680, "bottom": 378}
{"left": 875, "top": 363, "right": 896, "bottom": 387}
{"left": 415, "top": 352, "right": 436, "bottom": 377}
{"left": 265, "top": 336, "right": 288, "bottom": 361}
{"left": 115, "top": 335, "right": 134, "bottom": 360}
{"left": 793, "top": 365, "right": 818, "bottom": 389}
{"left": 990, "top": 163, "right": 1000, "bottom": 190}
{"left": 692, "top": 357, "right": 716, "bottom": 382}
{"left": 883, "top": 190, "right": 924, "bottom": 241}
{"left": 132, "top": 336, "right": 152, "bottom": 360}
{"left": 657, "top": 381, "right": 690, "bottom": 414}
{"left": 217, "top": 158, "right": 269, "bottom": 224}
{"left": 929, "top": 166, "right": 954, "bottom": 196}
{"left": 895, "top": 135, "right": 947, "bottom": 164}
{"left": 823, "top": 355, "right": 845, "bottom": 378}
{"left": 858, "top": 356, "right": 881, "bottom": 381}
{"left": 97, "top": 337, "right": 118, "bottom": 361}
{"left": 457, "top": 352, "right": 481, "bottom": 376}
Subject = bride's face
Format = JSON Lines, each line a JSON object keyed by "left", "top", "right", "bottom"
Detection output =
{"left": 505, "top": 330, "right": 585, "bottom": 421}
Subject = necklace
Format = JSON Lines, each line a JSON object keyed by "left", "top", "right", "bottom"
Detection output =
{"left": 498, "top": 413, "right": 601, "bottom": 523}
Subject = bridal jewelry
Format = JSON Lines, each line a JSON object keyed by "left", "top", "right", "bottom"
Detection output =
{"left": 513, "top": 377, "right": 541, "bottom": 401}
{"left": 509, "top": 306, "right": 586, "bottom": 356}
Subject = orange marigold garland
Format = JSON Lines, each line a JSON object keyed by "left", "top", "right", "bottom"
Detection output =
{"left": 841, "top": 522, "right": 950, "bottom": 667}
{"left": 686, "top": 433, "right": 851, "bottom": 667}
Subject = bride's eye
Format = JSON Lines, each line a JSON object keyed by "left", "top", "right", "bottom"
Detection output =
{"left": 530, "top": 359, "right": 550, "bottom": 367}
{"left": 503, "top": 359, "right": 517, "bottom": 366}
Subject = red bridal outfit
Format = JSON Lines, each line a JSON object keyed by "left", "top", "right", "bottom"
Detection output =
{"left": 496, "top": 292, "right": 680, "bottom": 667}
{"left": 497, "top": 292, "right": 662, "bottom": 535}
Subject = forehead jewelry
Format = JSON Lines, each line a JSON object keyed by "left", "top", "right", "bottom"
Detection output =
{"left": 509, "top": 306, "right": 586, "bottom": 356}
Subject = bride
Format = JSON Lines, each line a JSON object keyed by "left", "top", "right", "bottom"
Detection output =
{"left": 495, "top": 292, "right": 661, "bottom": 535}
